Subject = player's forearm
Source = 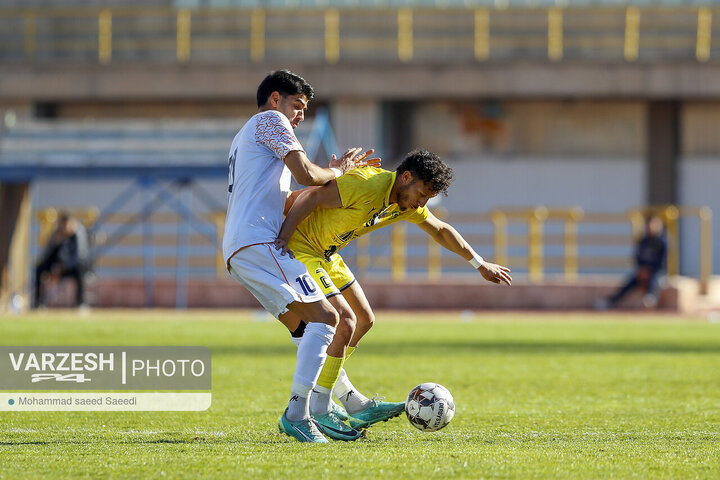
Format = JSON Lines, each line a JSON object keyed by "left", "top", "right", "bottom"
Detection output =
{"left": 285, "top": 151, "right": 336, "bottom": 186}
{"left": 302, "top": 163, "right": 337, "bottom": 186}
{"left": 277, "top": 193, "right": 317, "bottom": 243}
{"left": 435, "top": 224, "right": 475, "bottom": 261}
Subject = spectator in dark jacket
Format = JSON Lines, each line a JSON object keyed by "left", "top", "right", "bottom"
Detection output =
{"left": 600, "top": 215, "right": 666, "bottom": 309}
{"left": 33, "top": 212, "right": 90, "bottom": 308}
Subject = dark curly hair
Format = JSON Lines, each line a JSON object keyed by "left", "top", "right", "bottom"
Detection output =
{"left": 396, "top": 149, "right": 454, "bottom": 196}
{"left": 256, "top": 70, "right": 314, "bottom": 107}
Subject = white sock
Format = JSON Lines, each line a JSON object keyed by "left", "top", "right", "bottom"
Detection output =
{"left": 333, "top": 368, "right": 371, "bottom": 414}
{"left": 310, "top": 385, "right": 332, "bottom": 415}
{"left": 286, "top": 383, "right": 311, "bottom": 421}
{"left": 286, "top": 322, "right": 335, "bottom": 421}
{"left": 292, "top": 334, "right": 333, "bottom": 415}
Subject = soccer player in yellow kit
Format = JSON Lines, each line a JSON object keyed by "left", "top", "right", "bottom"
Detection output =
{"left": 274, "top": 149, "right": 512, "bottom": 440}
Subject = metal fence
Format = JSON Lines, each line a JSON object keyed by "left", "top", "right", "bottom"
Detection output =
{"left": 351, "top": 205, "right": 712, "bottom": 289}
{"left": 35, "top": 203, "right": 713, "bottom": 293}
{"left": 0, "top": 5, "right": 717, "bottom": 63}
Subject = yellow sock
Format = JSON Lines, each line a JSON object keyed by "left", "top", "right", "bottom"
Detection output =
{"left": 345, "top": 346, "right": 356, "bottom": 361}
{"left": 317, "top": 355, "right": 344, "bottom": 390}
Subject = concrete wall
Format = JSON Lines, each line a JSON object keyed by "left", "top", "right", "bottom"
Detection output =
{"left": 52, "top": 277, "right": 694, "bottom": 312}
{"left": 32, "top": 158, "right": 646, "bottom": 216}
{"left": 19, "top": 96, "right": 720, "bottom": 278}
{"left": 331, "top": 100, "right": 382, "bottom": 156}
{"left": 437, "top": 157, "right": 645, "bottom": 214}
{"left": 413, "top": 100, "right": 645, "bottom": 157}
{"left": 679, "top": 158, "right": 720, "bottom": 276}
{"left": 33, "top": 153, "right": 719, "bottom": 278}
{"left": 4, "top": 63, "right": 720, "bottom": 102}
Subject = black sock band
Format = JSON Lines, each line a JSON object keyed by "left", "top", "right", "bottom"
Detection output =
{"left": 290, "top": 321, "right": 307, "bottom": 338}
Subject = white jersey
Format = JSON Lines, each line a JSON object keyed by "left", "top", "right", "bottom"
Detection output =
{"left": 222, "top": 110, "right": 304, "bottom": 264}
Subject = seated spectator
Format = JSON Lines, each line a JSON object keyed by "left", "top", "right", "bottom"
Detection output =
{"left": 33, "top": 212, "right": 90, "bottom": 309}
{"left": 597, "top": 215, "right": 666, "bottom": 309}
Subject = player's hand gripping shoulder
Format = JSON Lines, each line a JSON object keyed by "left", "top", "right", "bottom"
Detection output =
{"left": 478, "top": 262, "right": 513, "bottom": 286}
{"left": 330, "top": 148, "right": 381, "bottom": 173}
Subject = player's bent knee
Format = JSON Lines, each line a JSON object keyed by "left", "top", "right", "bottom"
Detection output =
{"left": 318, "top": 306, "right": 340, "bottom": 328}
{"left": 300, "top": 300, "right": 339, "bottom": 328}
{"left": 357, "top": 310, "right": 375, "bottom": 332}
{"left": 340, "top": 306, "right": 357, "bottom": 326}
{"left": 338, "top": 312, "right": 357, "bottom": 338}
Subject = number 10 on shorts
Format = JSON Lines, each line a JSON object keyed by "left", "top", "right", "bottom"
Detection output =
{"left": 295, "top": 274, "right": 317, "bottom": 296}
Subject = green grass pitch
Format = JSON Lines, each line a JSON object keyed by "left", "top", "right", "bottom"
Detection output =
{"left": 1, "top": 309, "right": 719, "bottom": 479}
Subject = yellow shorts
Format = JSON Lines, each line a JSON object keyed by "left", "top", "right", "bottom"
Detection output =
{"left": 294, "top": 252, "right": 356, "bottom": 298}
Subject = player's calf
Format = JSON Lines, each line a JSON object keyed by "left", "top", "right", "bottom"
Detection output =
{"left": 351, "top": 308, "right": 374, "bottom": 344}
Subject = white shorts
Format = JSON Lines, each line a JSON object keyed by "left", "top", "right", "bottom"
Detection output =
{"left": 227, "top": 243, "right": 325, "bottom": 317}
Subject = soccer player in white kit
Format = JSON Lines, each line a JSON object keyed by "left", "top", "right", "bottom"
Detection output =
{"left": 223, "top": 70, "right": 376, "bottom": 443}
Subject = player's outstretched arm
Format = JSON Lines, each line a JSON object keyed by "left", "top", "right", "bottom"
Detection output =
{"left": 284, "top": 150, "right": 338, "bottom": 186}
{"left": 284, "top": 148, "right": 379, "bottom": 187}
{"left": 417, "top": 212, "right": 512, "bottom": 286}
{"left": 274, "top": 181, "right": 343, "bottom": 257}
{"left": 282, "top": 147, "right": 379, "bottom": 214}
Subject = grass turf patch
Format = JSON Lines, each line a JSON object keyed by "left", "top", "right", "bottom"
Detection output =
{"left": 1, "top": 310, "right": 719, "bottom": 479}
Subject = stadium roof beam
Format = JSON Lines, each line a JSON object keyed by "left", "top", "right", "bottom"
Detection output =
{"left": 3, "top": 63, "right": 720, "bottom": 100}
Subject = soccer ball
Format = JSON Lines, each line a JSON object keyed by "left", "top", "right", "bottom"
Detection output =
{"left": 405, "top": 382, "right": 455, "bottom": 432}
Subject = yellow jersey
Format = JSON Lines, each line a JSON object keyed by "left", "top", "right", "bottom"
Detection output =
{"left": 289, "top": 166, "right": 429, "bottom": 259}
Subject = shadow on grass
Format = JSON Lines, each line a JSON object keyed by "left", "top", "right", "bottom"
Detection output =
{"left": 0, "top": 441, "right": 53, "bottom": 445}
{"left": 1, "top": 438, "right": 227, "bottom": 446}
{"left": 1, "top": 437, "right": 295, "bottom": 446}
{"left": 209, "top": 341, "right": 720, "bottom": 357}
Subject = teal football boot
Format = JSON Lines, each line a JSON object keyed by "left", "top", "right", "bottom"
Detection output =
{"left": 312, "top": 411, "right": 362, "bottom": 441}
{"left": 348, "top": 397, "right": 406, "bottom": 430}
{"left": 330, "top": 399, "right": 349, "bottom": 421}
{"left": 278, "top": 413, "right": 328, "bottom": 443}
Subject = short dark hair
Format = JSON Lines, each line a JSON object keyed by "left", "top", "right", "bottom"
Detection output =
{"left": 396, "top": 149, "right": 454, "bottom": 196}
{"left": 256, "top": 70, "right": 314, "bottom": 107}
